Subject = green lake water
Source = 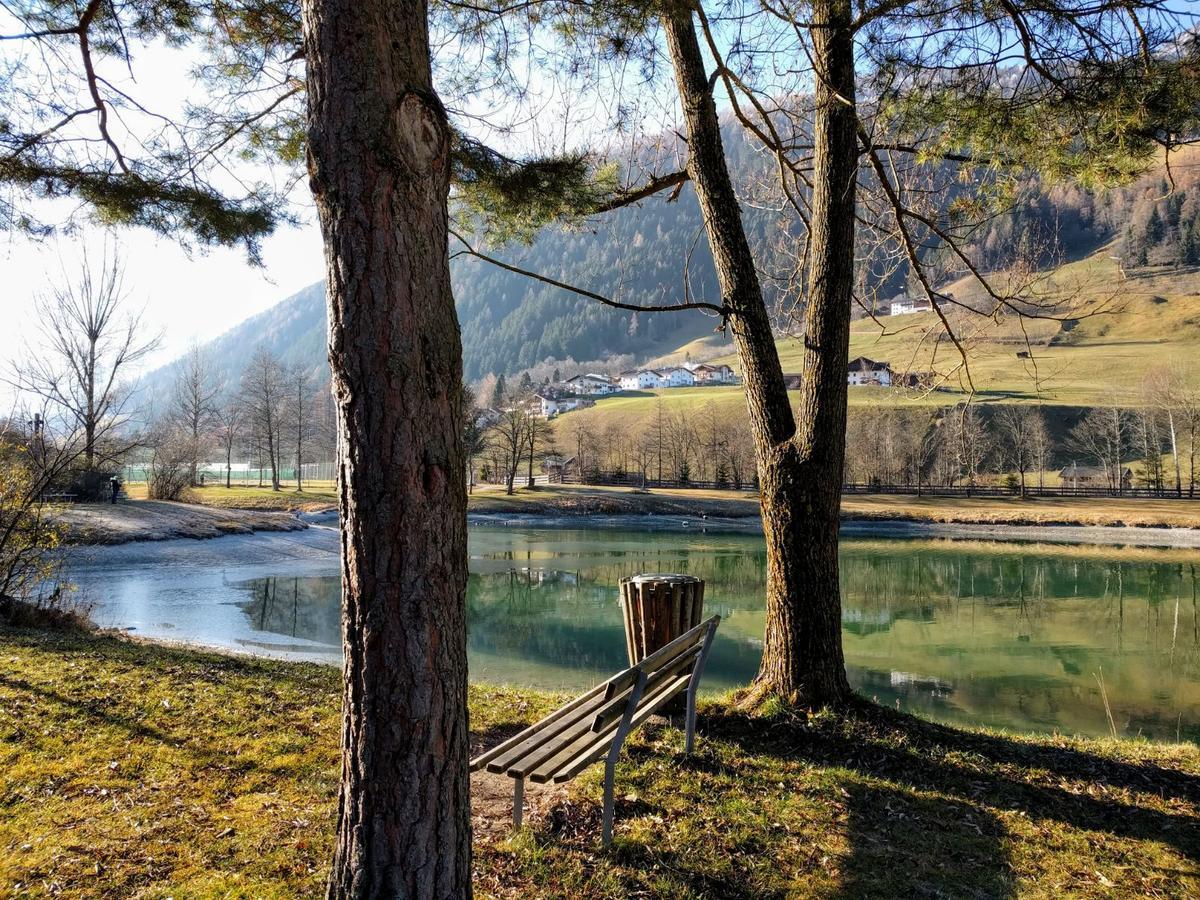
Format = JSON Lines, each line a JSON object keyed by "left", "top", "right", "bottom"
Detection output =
{"left": 235, "top": 526, "right": 1200, "bottom": 742}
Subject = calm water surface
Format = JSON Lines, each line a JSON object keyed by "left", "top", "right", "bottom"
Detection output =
{"left": 76, "top": 526, "right": 1200, "bottom": 741}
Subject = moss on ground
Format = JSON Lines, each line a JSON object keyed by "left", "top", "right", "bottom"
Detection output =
{"left": 2, "top": 627, "right": 1197, "bottom": 897}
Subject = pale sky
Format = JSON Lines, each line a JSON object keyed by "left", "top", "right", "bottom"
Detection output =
{"left": 2, "top": 218, "right": 324, "bottom": 378}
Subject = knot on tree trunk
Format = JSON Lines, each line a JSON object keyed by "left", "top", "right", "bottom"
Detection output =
{"left": 393, "top": 92, "right": 449, "bottom": 178}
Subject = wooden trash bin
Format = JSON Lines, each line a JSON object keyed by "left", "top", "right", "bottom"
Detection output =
{"left": 618, "top": 573, "right": 705, "bottom": 713}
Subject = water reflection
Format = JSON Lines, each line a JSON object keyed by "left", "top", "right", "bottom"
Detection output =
{"left": 235, "top": 528, "right": 1200, "bottom": 742}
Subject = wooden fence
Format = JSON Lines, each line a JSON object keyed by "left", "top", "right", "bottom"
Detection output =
{"left": 555, "top": 471, "right": 1198, "bottom": 500}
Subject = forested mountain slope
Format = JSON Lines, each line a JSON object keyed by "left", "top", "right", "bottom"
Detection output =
{"left": 147, "top": 141, "right": 1200, "bottom": 395}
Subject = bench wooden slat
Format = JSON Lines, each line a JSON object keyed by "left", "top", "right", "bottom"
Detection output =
{"left": 532, "top": 672, "right": 693, "bottom": 785}
{"left": 602, "top": 621, "right": 709, "bottom": 700}
{"left": 590, "top": 644, "right": 701, "bottom": 734}
{"left": 471, "top": 679, "right": 612, "bottom": 772}
{"left": 478, "top": 683, "right": 618, "bottom": 774}
{"left": 490, "top": 686, "right": 630, "bottom": 777}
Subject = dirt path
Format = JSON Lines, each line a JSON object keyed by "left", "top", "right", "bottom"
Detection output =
{"left": 51, "top": 499, "right": 307, "bottom": 545}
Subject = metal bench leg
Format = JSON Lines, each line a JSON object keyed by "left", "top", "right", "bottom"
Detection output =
{"left": 512, "top": 776, "right": 525, "bottom": 831}
{"left": 684, "top": 618, "right": 719, "bottom": 755}
{"left": 601, "top": 758, "right": 617, "bottom": 847}
{"left": 685, "top": 686, "right": 698, "bottom": 755}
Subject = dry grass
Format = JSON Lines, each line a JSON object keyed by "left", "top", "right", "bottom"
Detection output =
{"left": 840, "top": 494, "right": 1200, "bottom": 529}
{"left": 2, "top": 627, "right": 1198, "bottom": 898}
{"left": 124, "top": 482, "right": 338, "bottom": 512}
{"left": 149, "top": 481, "right": 1200, "bottom": 530}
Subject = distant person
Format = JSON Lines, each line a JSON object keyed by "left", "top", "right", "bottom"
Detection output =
{"left": 109, "top": 476, "right": 120, "bottom": 505}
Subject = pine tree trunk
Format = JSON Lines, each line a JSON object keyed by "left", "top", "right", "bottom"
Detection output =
{"left": 303, "top": 0, "right": 471, "bottom": 896}
{"left": 661, "top": 1, "right": 851, "bottom": 707}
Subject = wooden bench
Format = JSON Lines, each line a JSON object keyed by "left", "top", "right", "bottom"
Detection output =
{"left": 471, "top": 614, "right": 720, "bottom": 845}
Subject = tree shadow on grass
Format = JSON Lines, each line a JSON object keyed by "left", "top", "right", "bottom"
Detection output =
{"left": 703, "top": 700, "right": 1200, "bottom": 896}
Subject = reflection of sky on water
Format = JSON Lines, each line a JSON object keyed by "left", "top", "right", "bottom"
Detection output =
{"left": 72, "top": 526, "right": 1200, "bottom": 742}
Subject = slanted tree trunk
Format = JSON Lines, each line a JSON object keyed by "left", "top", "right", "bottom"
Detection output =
{"left": 661, "top": 1, "right": 851, "bottom": 707}
{"left": 303, "top": 0, "right": 471, "bottom": 896}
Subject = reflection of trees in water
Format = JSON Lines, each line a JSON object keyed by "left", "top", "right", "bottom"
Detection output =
{"left": 238, "top": 576, "right": 341, "bottom": 645}
{"left": 467, "top": 568, "right": 626, "bottom": 673}
{"left": 841, "top": 549, "right": 1197, "bottom": 648}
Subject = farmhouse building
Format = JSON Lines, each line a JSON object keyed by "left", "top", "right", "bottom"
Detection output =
{"left": 889, "top": 296, "right": 933, "bottom": 316}
{"left": 690, "top": 363, "right": 737, "bottom": 384}
{"left": 1059, "top": 462, "right": 1134, "bottom": 491}
{"left": 847, "top": 357, "right": 894, "bottom": 386}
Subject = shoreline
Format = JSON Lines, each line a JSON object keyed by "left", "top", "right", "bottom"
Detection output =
{"left": 56, "top": 494, "right": 1200, "bottom": 549}
{"left": 468, "top": 510, "right": 1200, "bottom": 548}
{"left": 51, "top": 498, "right": 307, "bottom": 545}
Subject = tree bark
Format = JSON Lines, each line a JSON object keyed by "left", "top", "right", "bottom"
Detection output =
{"left": 303, "top": 0, "right": 471, "bottom": 896}
{"left": 661, "top": 0, "right": 851, "bottom": 706}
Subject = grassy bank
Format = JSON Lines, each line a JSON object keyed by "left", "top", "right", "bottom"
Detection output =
{"left": 124, "top": 481, "right": 338, "bottom": 512}
{"left": 130, "top": 482, "right": 1200, "bottom": 531}
{"left": 2, "top": 627, "right": 1198, "bottom": 897}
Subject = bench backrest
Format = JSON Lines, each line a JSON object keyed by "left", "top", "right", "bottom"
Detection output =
{"left": 470, "top": 614, "right": 721, "bottom": 783}
{"left": 590, "top": 615, "right": 719, "bottom": 731}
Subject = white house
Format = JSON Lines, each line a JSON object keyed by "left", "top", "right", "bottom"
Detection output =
{"left": 659, "top": 366, "right": 696, "bottom": 387}
{"left": 889, "top": 295, "right": 932, "bottom": 316}
{"left": 847, "top": 357, "right": 893, "bottom": 387}
{"left": 619, "top": 369, "right": 663, "bottom": 390}
{"left": 535, "top": 392, "right": 593, "bottom": 417}
{"left": 566, "top": 373, "right": 618, "bottom": 395}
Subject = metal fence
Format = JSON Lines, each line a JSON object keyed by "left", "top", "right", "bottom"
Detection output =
{"left": 123, "top": 461, "right": 337, "bottom": 484}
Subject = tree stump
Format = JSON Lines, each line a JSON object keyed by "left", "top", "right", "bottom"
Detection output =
{"left": 618, "top": 573, "right": 705, "bottom": 713}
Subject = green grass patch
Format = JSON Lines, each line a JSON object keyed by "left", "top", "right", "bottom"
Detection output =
{"left": 2, "top": 627, "right": 1198, "bottom": 897}
{"left": 126, "top": 482, "right": 339, "bottom": 512}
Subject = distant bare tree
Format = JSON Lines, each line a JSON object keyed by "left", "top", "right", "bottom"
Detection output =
{"left": 169, "top": 344, "right": 220, "bottom": 485}
{"left": 1130, "top": 405, "right": 1166, "bottom": 491}
{"left": 287, "top": 367, "right": 313, "bottom": 491}
{"left": 995, "top": 406, "right": 1046, "bottom": 498}
{"left": 461, "top": 388, "right": 488, "bottom": 493}
{"left": 14, "top": 249, "right": 158, "bottom": 469}
{"left": 241, "top": 348, "right": 285, "bottom": 491}
{"left": 1070, "top": 404, "right": 1130, "bottom": 493}
{"left": 1143, "top": 366, "right": 1194, "bottom": 497}
{"left": 663, "top": 408, "right": 695, "bottom": 484}
{"left": 146, "top": 418, "right": 195, "bottom": 501}
{"left": 213, "top": 398, "right": 242, "bottom": 489}
{"left": 946, "top": 404, "right": 992, "bottom": 491}
{"left": 563, "top": 418, "right": 595, "bottom": 481}
{"left": 524, "top": 414, "right": 554, "bottom": 488}
{"left": 488, "top": 406, "right": 529, "bottom": 495}
{"left": 1028, "top": 409, "right": 1053, "bottom": 491}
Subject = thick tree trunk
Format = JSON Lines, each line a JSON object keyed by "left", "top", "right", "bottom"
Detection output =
{"left": 661, "top": 1, "right": 851, "bottom": 706}
{"left": 303, "top": 0, "right": 471, "bottom": 897}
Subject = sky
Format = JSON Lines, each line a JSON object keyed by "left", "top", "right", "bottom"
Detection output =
{"left": 2, "top": 218, "right": 324, "bottom": 376}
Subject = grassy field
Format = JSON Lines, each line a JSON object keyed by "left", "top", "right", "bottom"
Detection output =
{"left": 2, "top": 625, "right": 1198, "bottom": 898}
{"left": 125, "top": 481, "right": 339, "bottom": 511}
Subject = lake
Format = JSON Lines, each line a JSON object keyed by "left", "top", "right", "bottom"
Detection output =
{"left": 72, "top": 525, "right": 1200, "bottom": 742}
